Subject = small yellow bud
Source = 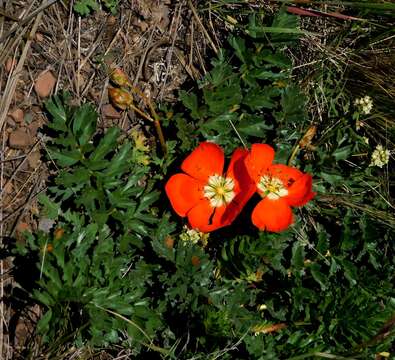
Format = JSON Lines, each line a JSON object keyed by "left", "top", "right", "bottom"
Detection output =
{"left": 110, "top": 68, "right": 130, "bottom": 87}
{"left": 164, "top": 236, "right": 174, "bottom": 249}
{"left": 191, "top": 255, "right": 201, "bottom": 267}
{"left": 54, "top": 228, "right": 64, "bottom": 240}
{"left": 108, "top": 87, "right": 133, "bottom": 110}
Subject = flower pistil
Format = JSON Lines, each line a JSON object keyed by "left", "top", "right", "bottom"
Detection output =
{"left": 204, "top": 174, "right": 235, "bottom": 207}
{"left": 257, "top": 175, "right": 288, "bottom": 200}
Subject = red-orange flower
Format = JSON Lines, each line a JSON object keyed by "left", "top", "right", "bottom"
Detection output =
{"left": 245, "top": 144, "right": 315, "bottom": 232}
{"left": 165, "top": 142, "right": 255, "bottom": 233}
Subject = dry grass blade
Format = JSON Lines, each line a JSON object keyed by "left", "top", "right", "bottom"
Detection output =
{"left": 0, "top": 0, "right": 60, "bottom": 43}
{"left": 0, "top": 14, "right": 42, "bottom": 131}
{"left": 188, "top": 0, "right": 218, "bottom": 55}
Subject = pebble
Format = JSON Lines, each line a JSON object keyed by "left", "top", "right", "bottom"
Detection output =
{"left": 34, "top": 70, "right": 57, "bottom": 98}
{"left": 102, "top": 103, "right": 122, "bottom": 119}
{"left": 9, "top": 108, "right": 24, "bottom": 123}
{"left": 9, "top": 128, "right": 32, "bottom": 149}
{"left": 27, "top": 151, "right": 41, "bottom": 169}
{"left": 5, "top": 58, "right": 17, "bottom": 73}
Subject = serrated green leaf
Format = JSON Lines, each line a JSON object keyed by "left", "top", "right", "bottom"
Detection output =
{"left": 38, "top": 194, "right": 60, "bottom": 219}
{"left": 137, "top": 191, "right": 160, "bottom": 212}
{"left": 49, "top": 149, "right": 81, "bottom": 167}
{"left": 37, "top": 309, "right": 53, "bottom": 334}
{"left": 310, "top": 263, "right": 327, "bottom": 290}
{"left": 72, "top": 103, "right": 97, "bottom": 146}
{"left": 179, "top": 91, "right": 200, "bottom": 119}
{"left": 104, "top": 142, "right": 132, "bottom": 177}
{"left": 74, "top": 0, "right": 99, "bottom": 16}
{"left": 292, "top": 243, "right": 305, "bottom": 270}
{"left": 229, "top": 36, "right": 247, "bottom": 63}
{"left": 90, "top": 127, "right": 120, "bottom": 162}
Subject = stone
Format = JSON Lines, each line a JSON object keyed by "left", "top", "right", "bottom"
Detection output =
{"left": 28, "top": 121, "right": 41, "bottom": 136}
{"left": 102, "top": 103, "right": 122, "bottom": 119}
{"left": 34, "top": 70, "right": 57, "bottom": 98}
{"left": 5, "top": 58, "right": 17, "bottom": 73}
{"left": 8, "top": 129, "right": 32, "bottom": 149}
{"left": 27, "top": 151, "right": 41, "bottom": 169}
{"left": 8, "top": 108, "right": 24, "bottom": 123}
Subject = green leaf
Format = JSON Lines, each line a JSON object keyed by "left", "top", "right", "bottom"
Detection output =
{"left": 179, "top": 91, "right": 200, "bottom": 119}
{"left": 37, "top": 309, "right": 53, "bottom": 334}
{"left": 38, "top": 194, "right": 60, "bottom": 219}
{"left": 137, "top": 191, "right": 160, "bottom": 212}
{"left": 249, "top": 69, "right": 287, "bottom": 80}
{"left": 90, "top": 127, "right": 120, "bottom": 162}
{"left": 74, "top": 0, "right": 99, "bottom": 16}
{"left": 292, "top": 243, "right": 305, "bottom": 271}
{"left": 228, "top": 36, "right": 247, "bottom": 63}
{"left": 104, "top": 142, "right": 132, "bottom": 177}
{"left": 72, "top": 103, "right": 97, "bottom": 146}
{"left": 333, "top": 145, "right": 353, "bottom": 161}
{"left": 49, "top": 149, "right": 81, "bottom": 167}
{"left": 310, "top": 263, "right": 327, "bottom": 290}
{"left": 33, "top": 290, "right": 55, "bottom": 307}
{"left": 243, "top": 89, "right": 277, "bottom": 110}
{"left": 237, "top": 115, "right": 272, "bottom": 137}
{"left": 45, "top": 94, "right": 68, "bottom": 132}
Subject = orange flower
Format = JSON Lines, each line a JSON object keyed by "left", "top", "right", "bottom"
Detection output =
{"left": 165, "top": 142, "right": 255, "bottom": 233}
{"left": 245, "top": 144, "right": 315, "bottom": 232}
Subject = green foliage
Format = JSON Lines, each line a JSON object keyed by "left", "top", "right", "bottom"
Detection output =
{"left": 175, "top": 12, "right": 309, "bottom": 155}
{"left": 11, "top": 5, "right": 395, "bottom": 360}
{"left": 14, "top": 94, "right": 164, "bottom": 350}
{"left": 74, "top": 0, "right": 118, "bottom": 16}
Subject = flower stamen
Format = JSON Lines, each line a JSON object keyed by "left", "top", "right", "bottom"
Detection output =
{"left": 257, "top": 175, "right": 288, "bottom": 200}
{"left": 204, "top": 174, "right": 235, "bottom": 207}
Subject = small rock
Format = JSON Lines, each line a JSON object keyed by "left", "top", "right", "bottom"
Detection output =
{"left": 107, "top": 15, "right": 117, "bottom": 26}
{"left": 34, "top": 70, "right": 57, "bottom": 98}
{"left": 6, "top": 116, "right": 16, "bottom": 128}
{"left": 27, "top": 151, "right": 41, "bottom": 169}
{"left": 2, "top": 182, "right": 13, "bottom": 194}
{"left": 9, "top": 108, "right": 24, "bottom": 123}
{"left": 5, "top": 58, "right": 17, "bottom": 73}
{"left": 35, "top": 32, "right": 44, "bottom": 42}
{"left": 28, "top": 121, "right": 41, "bottom": 136}
{"left": 102, "top": 103, "right": 122, "bottom": 119}
{"left": 24, "top": 111, "right": 34, "bottom": 124}
{"left": 9, "top": 129, "right": 32, "bottom": 149}
{"left": 133, "top": 18, "right": 148, "bottom": 31}
{"left": 38, "top": 218, "right": 55, "bottom": 233}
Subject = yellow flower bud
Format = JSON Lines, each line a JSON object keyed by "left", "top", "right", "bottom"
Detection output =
{"left": 54, "top": 228, "right": 64, "bottom": 240}
{"left": 110, "top": 68, "right": 130, "bottom": 87}
{"left": 108, "top": 87, "right": 133, "bottom": 110}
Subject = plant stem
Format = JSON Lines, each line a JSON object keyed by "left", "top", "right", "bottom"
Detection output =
{"left": 130, "top": 85, "right": 167, "bottom": 154}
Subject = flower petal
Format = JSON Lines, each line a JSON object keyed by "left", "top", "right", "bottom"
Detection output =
{"left": 181, "top": 142, "right": 224, "bottom": 181}
{"left": 268, "top": 164, "right": 303, "bottom": 186}
{"left": 223, "top": 148, "right": 256, "bottom": 222}
{"left": 165, "top": 174, "right": 204, "bottom": 217}
{"left": 284, "top": 173, "right": 315, "bottom": 207}
{"left": 187, "top": 200, "right": 230, "bottom": 233}
{"left": 251, "top": 197, "right": 293, "bottom": 232}
{"left": 245, "top": 144, "right": 275, "bottom": 182}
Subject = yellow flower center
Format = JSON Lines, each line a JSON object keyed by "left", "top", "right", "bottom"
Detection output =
{"left": 204, "top": 174, "right": 235, "bottom": 207}
{"left": 257, "top": 175, "right": 288, "bottom": 200}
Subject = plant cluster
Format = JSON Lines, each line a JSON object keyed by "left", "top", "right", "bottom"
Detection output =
{"left": 11, "top": 7, "right": 395, "bottom": 360}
